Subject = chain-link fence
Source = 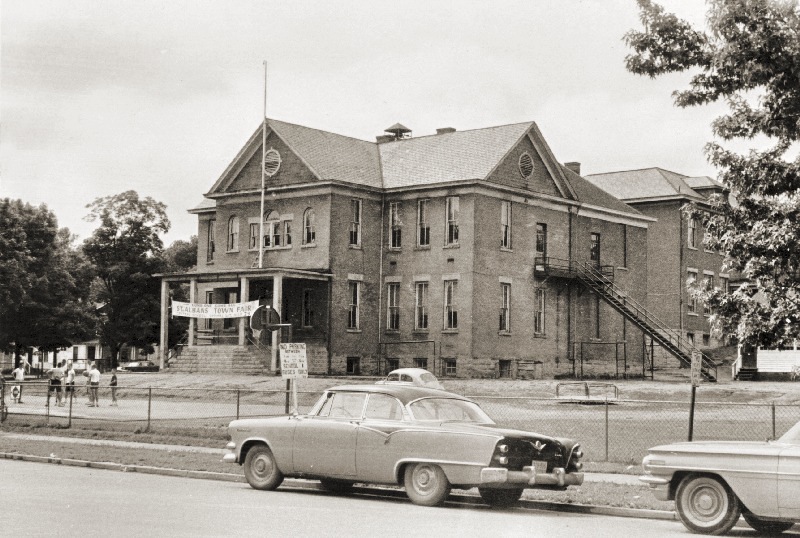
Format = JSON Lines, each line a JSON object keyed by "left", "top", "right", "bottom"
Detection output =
{"left": 3, "top": 380, "right": 799, "bottom": 464}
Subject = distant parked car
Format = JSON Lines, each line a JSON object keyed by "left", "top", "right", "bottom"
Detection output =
{"left": 118, "top": 361, "right": 159, "bottom": 372}
{"left": 224, "top": 384, "right": 584, "bottom": 507}
{"left": 640, "top": 421, "right": 800, "bottom": 534}
{"left": 376, "top": 368, "right": 444, "bottom": 390}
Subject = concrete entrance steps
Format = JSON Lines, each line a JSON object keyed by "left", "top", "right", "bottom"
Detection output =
{"left": 169, "top": 345, "right": 270, "bottom": 375}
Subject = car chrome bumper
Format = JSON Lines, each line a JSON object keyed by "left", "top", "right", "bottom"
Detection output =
{"left": 222, "top": 442, "right": 237, "bottom": 463}
{"left": 480, "top": 466, "right": 583, "bottom": 487}
{"left": 639, "top": 474, "right": 671, "bottom": 500}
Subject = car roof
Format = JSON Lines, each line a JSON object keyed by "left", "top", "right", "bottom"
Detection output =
{"left": 327, "top": 384, "right": 462, "bottom": 405}
{"left": 387, "top": 368, "right": 432, "bottom": 377}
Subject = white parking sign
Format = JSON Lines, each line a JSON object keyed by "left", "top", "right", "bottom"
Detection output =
{"left": 280, "top": 343, "right": 308, "bottom": 379}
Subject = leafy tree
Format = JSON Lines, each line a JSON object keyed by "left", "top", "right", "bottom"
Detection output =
{"left": 0, "top": 199, "right": 95, "bottom": 366}
{"left": 162, "top": 235, "right": 198, "bottom": 272}
{"left": 625, "top": 0, "right": 800, "bottom": 347}
{"left": 82, "top": 191, "right": 170, "bottom": 367}
{"left": 161, "top": 235, "right": 198, "bottom": 349}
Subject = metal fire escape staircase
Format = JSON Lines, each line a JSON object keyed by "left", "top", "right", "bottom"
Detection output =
{"left": 535, "top": 258, "right": 717, "bottom": 382}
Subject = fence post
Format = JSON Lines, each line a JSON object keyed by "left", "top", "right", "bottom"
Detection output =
{"left": 236, "top": 390, "right": 240, "bottom": 420}
{"left": 604, "top": 398, "right": 609, "bottom": 462}
{"left": 67, "top": 388, "right": 73, "bottom": 428}
{"left": 146, "top": 387, "right": 152, "bottom": 433}
{"left": 772, "top": 401, "right": 776, "bottom": 439}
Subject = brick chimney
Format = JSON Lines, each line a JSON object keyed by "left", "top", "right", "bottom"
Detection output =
{"left": 436, "top": 127, "right": 456, "bottom": 135}
{"left": 565, "top": 162, "right": 581, "bottom": 175}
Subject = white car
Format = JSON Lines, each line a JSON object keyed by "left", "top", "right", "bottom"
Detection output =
{"left": 640, "top": 421, "right": 800, "bottom": 534}
{"left": 376, "top": 368, "right": 444, "bottom": 390}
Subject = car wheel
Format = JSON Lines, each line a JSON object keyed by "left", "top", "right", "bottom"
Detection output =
{"left": 742, "top": 511, "right": 794, "bottom": 534}
{"left": 404, "top": 463, "right": 451, "bottom": 506}
{"left": 478, "top": 487, "right": 524, "bottom": 508}
{"left": 675, "top": 474, "right": 740, "bottom": 535}
{"left": 319, "top": 478, "right": 354, "bottom": 494}
{"left": 243, "top": 445, "right": 283, "bottom": 491}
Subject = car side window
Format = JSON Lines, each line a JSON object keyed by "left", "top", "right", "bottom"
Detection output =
{"left": 387, "top": 373, "right": 399, "bottom": 381}
{"left": 365, "top": 394, "right": 404, "bottom": 421}
{"left": 401, "top": 374, "right": 413, "bottom": 382}
{"left": 327, "top": 392, "right": 367, "bottom": 419}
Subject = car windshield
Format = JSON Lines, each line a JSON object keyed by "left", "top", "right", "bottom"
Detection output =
{"left": 408, "top": 398, "right": 494, "bottom": 424}
{"left": 779, "top": 421, "right": 800, "bottom": 444}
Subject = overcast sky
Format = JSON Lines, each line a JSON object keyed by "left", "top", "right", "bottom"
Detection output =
{"left": 1, "top": 0, "right": 722, "bottom": 245}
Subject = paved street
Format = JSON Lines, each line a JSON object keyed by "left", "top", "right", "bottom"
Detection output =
{"left": 3, "top": 459, "right": 695, "bottom": 537}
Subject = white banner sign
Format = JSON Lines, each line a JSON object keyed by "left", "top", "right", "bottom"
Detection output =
{"left": 280, "top": 343, "right": 308, "bottom": 379}
{"left": 171, "top": 300, "right": 261, "bottom": 319}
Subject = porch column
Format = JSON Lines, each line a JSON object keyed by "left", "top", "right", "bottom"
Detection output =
{"left": 271, "top": 274, "right": 283, "bottom": 371}
{"left": 188, "top": 278, "right": 197, "bottom": 346}
{"left": 239, "top": 276, "right": 250, "bottom": 345}
{"left": 159, "top": 279, "right": 169, "bottom": 369}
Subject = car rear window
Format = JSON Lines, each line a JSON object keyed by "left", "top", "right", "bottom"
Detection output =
{"left": 409, "top": 398, "right": 494, "bottom": 424}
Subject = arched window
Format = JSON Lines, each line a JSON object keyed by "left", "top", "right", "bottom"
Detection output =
{"left": 227, "top": 216, "right": 239, "bottom": 251}
{"left": 303, "top": 208, "right": 316, "bottom": 245}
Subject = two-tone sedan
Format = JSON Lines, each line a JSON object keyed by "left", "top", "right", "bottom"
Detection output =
{"left": 224, "top": 384, "right": 584, "bottom": 507}
{"left": 641, "top": 421, "right": 800, "bottom": 534}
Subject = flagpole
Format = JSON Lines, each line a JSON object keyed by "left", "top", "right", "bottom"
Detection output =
{"left": 258, "top": 61, "right": 267, "bottom": 269}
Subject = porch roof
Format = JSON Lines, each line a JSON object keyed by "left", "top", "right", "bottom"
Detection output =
{"left": 156, "top": 266, "right": 333, "bottom": 283}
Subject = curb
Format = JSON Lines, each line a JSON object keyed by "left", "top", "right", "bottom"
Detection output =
{"left": 0, "top": 451, "right": 675, "bottom": 521}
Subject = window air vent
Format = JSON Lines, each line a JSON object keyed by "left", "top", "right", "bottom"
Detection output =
{"left": 519, "top": 152, "right": 534, "bottom": 179}
{"left": 264, "top": 148, "right": 281, "bottom": 177}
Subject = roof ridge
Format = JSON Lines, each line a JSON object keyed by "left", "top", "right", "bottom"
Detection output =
{"left": 267, "top": 117, "right": 374, "bottom": 144}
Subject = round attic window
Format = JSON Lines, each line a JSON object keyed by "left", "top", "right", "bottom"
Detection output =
{"left": 264, "top": 148, "right": 281, "bottom": 177}
{"left": 519, "top": 153, "right": 534, "bottom": 179}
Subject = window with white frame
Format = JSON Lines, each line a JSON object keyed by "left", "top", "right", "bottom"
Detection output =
{"left": 720, "top": 276, "right": 729, "bottom": 294}
{"left": 349, "top": 199, "right": 362, "bottom": 246}
{"left": 387, "top": 283, "right": 400, "bottom": 331}
{"left": 386, "top": 358, "right": 400, "bottom": 373}
{"left": 445, "top": 196, "right": 459, "bottom": 246}
{"left": 206, "top": 219, "right": 216, "bottom": 262}
{"left": 302, "top": 289, "right": 314, "bottom": 328}
{"left": 415, "top": 281, "right": 429, "bottom": 330}
{"left": 283, "top": 220, "right": 292, "bottom": 246}
{"left": 303, "top": 208, "right": 316, "bottom": 245}
{"left": 590, "top": 232, "right": 601, "bottom": 265}
{"left": 500, "top": 201, "right": 512, "bottom": 249}
{"left": 536, "top": 223, "right": 547, "bottom": 259}
{"left": 534, "top": 288, "right": 545, "bottom": 334}
{"left": 688, "top": 217, "right": 697, "bottom": 248}
{"left": 687, "top": 270, "right": 698, "bottom": 313}
{"left": 417, "top": 199, "right": 430, "bottom": 247}
{"left": 499, "top": 282, "right": 511, "bottom": 332}
{"left": 414, "top": 357, "right": 428, "bottom": 369}
{"left": 249, "top": 222, "right": 259, "bottom": 250}
{"left": 444, "top": 280, "right": 458, "bottom": 329}
{"left": 390, "top": 202, "right": 402, "bottom": 249}
{"left": 347, "top": 281, "right": 360, "bottom": 329}
{"left": 442, "top": 358, "right": 457, "bottom": 377}
{"left": 227, "top": 216, "right": 239, "bottom": 251}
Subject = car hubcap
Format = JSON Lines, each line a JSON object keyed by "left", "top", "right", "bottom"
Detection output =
{"left": 690, "top": 485, "right": 724, "bottom": 521}
{"left": 415, "top": 466, "right": 436, "bottom": 493}
{"left": 254, "top": 455, "right": 272, "bottom": 477}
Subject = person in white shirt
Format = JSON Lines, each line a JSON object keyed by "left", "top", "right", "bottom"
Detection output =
{"left": 87, "top": 363, "right": 101, "bottom": 407}
{"left": 11, "top": 361, "right": 29, "bottom": 403}
{"left": 65, "top": 362, "right": 76, "bottom": 403}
